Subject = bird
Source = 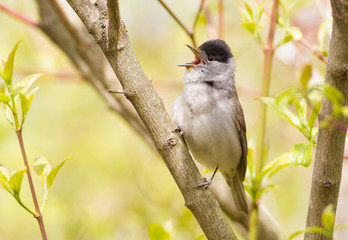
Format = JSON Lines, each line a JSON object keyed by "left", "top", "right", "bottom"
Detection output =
{"left": 172, "top": 39, "right": 248, "bottom": 214}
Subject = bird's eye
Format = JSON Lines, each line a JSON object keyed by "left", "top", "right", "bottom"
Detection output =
{"left": 208, "top": 55, "right": 215, "bottom": 61}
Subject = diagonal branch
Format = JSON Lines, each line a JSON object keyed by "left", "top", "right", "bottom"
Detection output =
{"left": 65, "top": 0, "right": 237, "bottom": 239}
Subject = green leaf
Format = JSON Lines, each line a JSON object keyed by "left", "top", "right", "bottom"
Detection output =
{"left": 244, "top": 2, "right": 254, "bottom": 20}
{"left": 194, "top": 235, "right": 206, "bottom": 240}
{"left": 0, "top": 104, "right": 14, "bottom": 126}
{"left": 46, "top": 158, "right": 71, "bottom": 190}
{"left": 256, "top": 184, "right": 276, "bottom": 200}
{"left": 148, "top": 223, "right": 171, "bottom": 240}
{"left": 0, "top": 93, "right": 10, "bottom": 104}
{"left": 308, "top": 100, "right": 322, "bottom": 130}
{"left": 240, "top": 9, "right": 252, "bottom": 22}
{"left": 0, "top": 165, "right": 11, "bottom": 194}
{"left": 322, "top": 204, "right": 335, "bottom": 232}
{"left": 287, "top": 227, "right": 327, "bottom": 240}
{"left": 0, "top": 80, "right": 5, "bottom": 94}
{"left": 287, "top": 27, "right": 303, "bottom": 41}
{"left": 241, "top": 22, "right": 257, "bottom": 34}
{"left": 257, "top": 153, "right": 290, "bottom": 183}
{"left": 294, "top": 99, "right": 307, "bottom": 127}
{"left": 300, "top": 65, "right": 312, "bottom": 88}
{"left": 9, "top": 168, "right": 27, "bottom": 198}
{"left": 13, "top": 73, "right": 42, "bottom": 97}
{"left": 260, "top": 97, "right": 301, "bottom": 129}
{"left": 318, "top": 18, "right": 332, "bottom": 50}
{"left": 19, "top": 92, "right": 34, "bottom": 126}
{"left": 276, "top": 33, "right": 293, "bottom": 48}
{"left": 289, "top": 142, "right": 312, "bottom": 167}
{"left": 33, "top": 156, "right": 52, "bottom": 182}
{"left": 3, "top": 41, "right": 22, "bottom": 87}
{"left": 324, "top": 84, "right": 344, "bottom": 104}
{"left": 256, "top": 2, "right": 265, "bottom": 23}
{"left": 0, "top": 56, "right": 5, "bottom": 78}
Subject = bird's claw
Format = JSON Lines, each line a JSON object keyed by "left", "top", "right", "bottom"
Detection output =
{"left": 195, "top": 177, "right": 213, "bottom": 189}
{"left": 173, "top": 125, "right": 184, "bottom": 136}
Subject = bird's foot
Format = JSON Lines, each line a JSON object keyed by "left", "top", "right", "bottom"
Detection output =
{"left": 195, "top": 177, "right": 213, "bottom": 189}
{"left": 173, "top": 125, "right": 184, "bottom": 136}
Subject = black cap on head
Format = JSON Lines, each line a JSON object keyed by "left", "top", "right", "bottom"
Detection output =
{"left": 198, "top": 39, "right": 233, "bottom": 63}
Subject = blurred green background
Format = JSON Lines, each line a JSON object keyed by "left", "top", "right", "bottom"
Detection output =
{"left": 0, "top": 0, "right": 347, "bottom": 239}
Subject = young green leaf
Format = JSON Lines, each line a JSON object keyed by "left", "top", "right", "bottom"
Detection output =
{"left": 0, "top": 56, "right": 5, "bottom": 78}
{"left": 257, "top": 153, "right": 290, "bottom": 182}
{"left": 289, "top": 142, "right": 312, "bottom": 167}
{"left": 241, "top": 22, "right": 257, "bottom": 34}
{"left": 300, "top": 65, "right": 312, "bottom": 88}
{"left": 287, "top": 27, "right": 303, "bottom": 41}
{"left": 46, "top": 158, "right": 71, "bottom": 190}
{"left": 33, "top": 156, "right": 52, "bottom": 182}
{"left": 9, "top": 168, "right": 27, "bottom": 198}
{"left": 255, "top": 184, "right": 276, "bottom": 200}
{"left": 13, "top": 73, "right": 42, "bottom": 97}
{"left": 260, "top": 97, "right": 301, "bottom": 130}
{"left": 193, "top": 235, "right": 206, "bottom": 240}
{"left": 0, "top": 104, "right": 14, "bottom": 126}
{"left": 318, "top": 18, "right": 332, "bottom": 51}
{"left": 322, "top": 204, "right": 335, "bottom": 232}
{"left": 308, "top": 100, "right": 322, "bottom": 131}
{"left": 287, "top": 227, "right": 327, "bottom": 240}
{"left": 244, "top": 2, "right": 254, "bottom": 20}
{"left": 0, "top": 165, "right": 12, "bottom": 194}
{"left": 276, "top": 33, "right": 293, "bottom": 48}
{"left": 19, "top": 92, "right": 33, "bottom": 126}
{"left": 3, "top": 41, "right": 22, "bottom": 88}
{"left": 0, "top": 93, "right": 10, "bottom": 104}
{"left": 148, "top": 223, "right": 171, "bottom": 240}
{"left": 0, "top": 78, "right": 5, "bottom": 93}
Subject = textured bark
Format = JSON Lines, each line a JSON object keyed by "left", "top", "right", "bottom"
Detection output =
{"left": 305, "top": 1, "right": 348, "bottom": 239}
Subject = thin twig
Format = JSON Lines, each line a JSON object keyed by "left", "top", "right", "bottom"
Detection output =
{"left": 192, "top": 0, "right": 206, "bottom": 31}
{"left": 0, "top": 3, "right": 39, "bottom": 27}
{"left": 251, "top": 0, "right": 278, "bottom": 239}
{"left": 158, "top": 0, "right": 206, "bottom": 47}
{"left": 16, "top": 130, "right": 47, "bottom": 240}
{"left": 157, "top": 0, "right": 193, "bottom": 37}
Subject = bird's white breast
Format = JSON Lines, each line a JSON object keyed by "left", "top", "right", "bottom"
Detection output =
{"left": 172, "top": 82, "right": 242, "bottom": 171}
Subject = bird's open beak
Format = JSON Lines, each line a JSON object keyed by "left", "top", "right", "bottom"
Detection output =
{"left": 178, "top": 44, "right": 204, "bottom": 68}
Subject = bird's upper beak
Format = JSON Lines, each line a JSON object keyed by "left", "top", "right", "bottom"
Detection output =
{"left": 178, "top": 44, "right": 205, "bottom": 68}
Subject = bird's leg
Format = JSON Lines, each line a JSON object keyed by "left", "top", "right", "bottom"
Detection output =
{"left": 196, "top": 166, "right": 219, "bottom": 189}
{"left": 173, "top": 125, "right": 184, "bottom": 136}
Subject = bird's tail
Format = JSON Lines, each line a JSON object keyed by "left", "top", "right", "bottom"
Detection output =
{"left": 223, "top": 171, "right": 249, "bottom": 214}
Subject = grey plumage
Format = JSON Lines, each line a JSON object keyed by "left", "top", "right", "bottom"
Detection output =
{"left": 172, "top": 39, "right": 248, "bottom": 213}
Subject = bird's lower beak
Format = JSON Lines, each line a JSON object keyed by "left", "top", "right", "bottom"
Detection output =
{"left": 178, "top": 44, "right": 204, "bottom": 68}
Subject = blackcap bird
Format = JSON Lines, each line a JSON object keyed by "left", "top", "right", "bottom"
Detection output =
{"left": 172, "top": 39, "right": 248, "bottom": 214}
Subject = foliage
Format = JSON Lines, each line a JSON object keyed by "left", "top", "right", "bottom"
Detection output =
{"left": 0, "top": 42, "right": 70, "bottom": 235}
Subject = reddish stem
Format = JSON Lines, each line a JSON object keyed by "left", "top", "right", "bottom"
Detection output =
{"left": 0, "top": 3, "right": 39, "bottom": 27}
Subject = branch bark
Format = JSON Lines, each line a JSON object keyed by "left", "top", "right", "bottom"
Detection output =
{"left": 64, "top": 0, "right": 237, "bottom": 239}
{"left": 305, "top": 0, "right": 348, "bottom": 239}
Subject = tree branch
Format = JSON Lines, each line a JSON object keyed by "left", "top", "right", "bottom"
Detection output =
{"left": 305, "top": 0, "right": 348, "bottom": 239}
{"left": 0, "top": 3, "right": 39, "bottom": 27}
{"left": 65, "top": 0, "right": 237, "bottom": 239}
{"left": 106, "top": 0, "right": 120, "bottom": 51}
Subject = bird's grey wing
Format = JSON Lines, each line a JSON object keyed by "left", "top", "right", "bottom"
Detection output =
{"left": 231, "top": 98, "right": 248, "bottom": 181}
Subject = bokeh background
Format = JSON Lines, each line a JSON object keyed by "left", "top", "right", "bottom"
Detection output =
{"left": 0, "top": 0, "right": 347, "bottom": 239}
